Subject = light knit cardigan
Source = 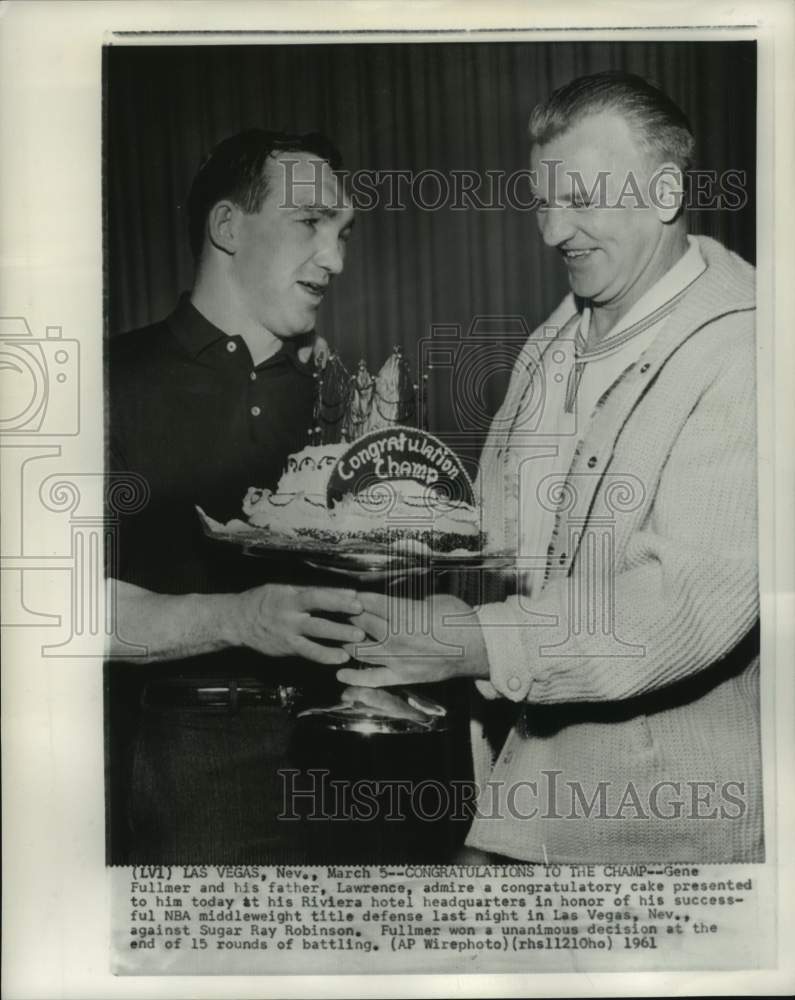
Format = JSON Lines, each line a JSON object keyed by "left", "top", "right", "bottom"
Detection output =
{"left": 465, "top": 235, "right": 762, "bottom": 863}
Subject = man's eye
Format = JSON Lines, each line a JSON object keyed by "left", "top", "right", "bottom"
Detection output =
{"left": 299, "top": 217, "right": 320, "bottom": 228}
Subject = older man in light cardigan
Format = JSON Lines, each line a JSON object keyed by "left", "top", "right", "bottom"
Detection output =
{"left": 342, "top": 72, "right": 762, "bottom": 863}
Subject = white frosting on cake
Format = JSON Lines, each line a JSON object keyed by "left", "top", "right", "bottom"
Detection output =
{"left": 276, "top": 442, "right": 348, "bottom": 497}
{"left": 242, "top": 442, "right": 482, "bottom": 545}
{"left": 244, "top": 486, "right": 481, "bottom": 538}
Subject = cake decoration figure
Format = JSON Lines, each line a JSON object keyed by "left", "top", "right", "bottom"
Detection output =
{"left": 312, "top": 350, "right": 350, "bottom": 444}
{"left": 364, "top": 346, "right": 416, "bottom": 433}
{"left": 343, "top": 358, "right": 375, "bottom": 442}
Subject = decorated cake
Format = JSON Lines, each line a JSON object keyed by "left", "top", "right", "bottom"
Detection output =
{"left": 240, "top": 427, "right": 484, "bottom": 553}
{"left": 199, "top": 347, "right": 486, "bottom": 554}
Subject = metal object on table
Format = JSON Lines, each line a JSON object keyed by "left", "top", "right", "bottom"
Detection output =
{"left": 297, "top": 686, "right": 449, "bottom": 735}
{"left": 141, "top": 678, "right": 301, "bottom": 712}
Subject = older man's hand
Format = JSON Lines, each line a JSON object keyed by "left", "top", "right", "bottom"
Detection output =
{"left": 336, "top": 592, "right": 490, "bottom": 687}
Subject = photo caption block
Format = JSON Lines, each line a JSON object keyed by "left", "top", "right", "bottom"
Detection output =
{"left": 110, "top": 862, "right": 775, "bottom": 974}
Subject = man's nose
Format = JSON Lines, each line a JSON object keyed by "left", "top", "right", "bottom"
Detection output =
{"left": 315, "top": 235, "right": 345, "bottom": 275}
{"left": 537, "top": 207, "right": 576, "bottom": 247}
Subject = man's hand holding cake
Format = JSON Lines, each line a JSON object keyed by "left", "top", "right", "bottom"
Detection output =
{"left": 338, "top": 592, "right": 490, "bottom": 687}
{"left": 110, "top": 580, "right": 364, "bottom": 666}
{"left": 230, "top": 584, "right": 364, "bottom": 663}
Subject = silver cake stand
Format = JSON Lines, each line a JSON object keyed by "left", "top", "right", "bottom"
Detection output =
{"left": 197, "top": 506, "right": 513, "bottom": 734}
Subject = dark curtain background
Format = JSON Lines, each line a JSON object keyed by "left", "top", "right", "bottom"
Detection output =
{"left": 105, "top": 41, "right": 755, "bottom": 454}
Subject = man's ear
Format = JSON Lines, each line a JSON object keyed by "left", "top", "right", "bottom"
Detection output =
{"left": 650, "top": 162, "right": 684, "bottom": 223}
{"left": 206, "top": 200, "right": 240, "bottom": 255}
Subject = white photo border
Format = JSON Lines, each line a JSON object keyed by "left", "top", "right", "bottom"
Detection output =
{"left": 1, "top": 1, "right": 793, "bottom": 998}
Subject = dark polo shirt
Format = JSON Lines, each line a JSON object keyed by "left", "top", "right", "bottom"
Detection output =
{"left": 105, "top": 296, "right": 330, "bottom": 861}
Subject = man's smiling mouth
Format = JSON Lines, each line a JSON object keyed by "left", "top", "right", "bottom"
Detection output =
{"left": 298, "top": 280, "right": 328, "bottom": 298}
{"left": 561, "top": 248, "right": 595, "bottom": 260}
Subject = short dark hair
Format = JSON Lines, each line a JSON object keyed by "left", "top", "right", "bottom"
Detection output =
{"left": 186, "top": 129, "right": 343, "bottom": 259}
{"left": 528, "top": 71, "right": 695, "bottom": 174}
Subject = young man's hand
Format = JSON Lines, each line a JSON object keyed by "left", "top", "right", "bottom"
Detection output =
{"left": 228, "top": 584, "right": 364, "bottom": 664}
{"left": 108, "top": 578, "right": 362, "bottom": 665}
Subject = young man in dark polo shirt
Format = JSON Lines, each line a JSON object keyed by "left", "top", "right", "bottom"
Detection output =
{"left": 105, "top": 130, "right": 362, "bottom": 862}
